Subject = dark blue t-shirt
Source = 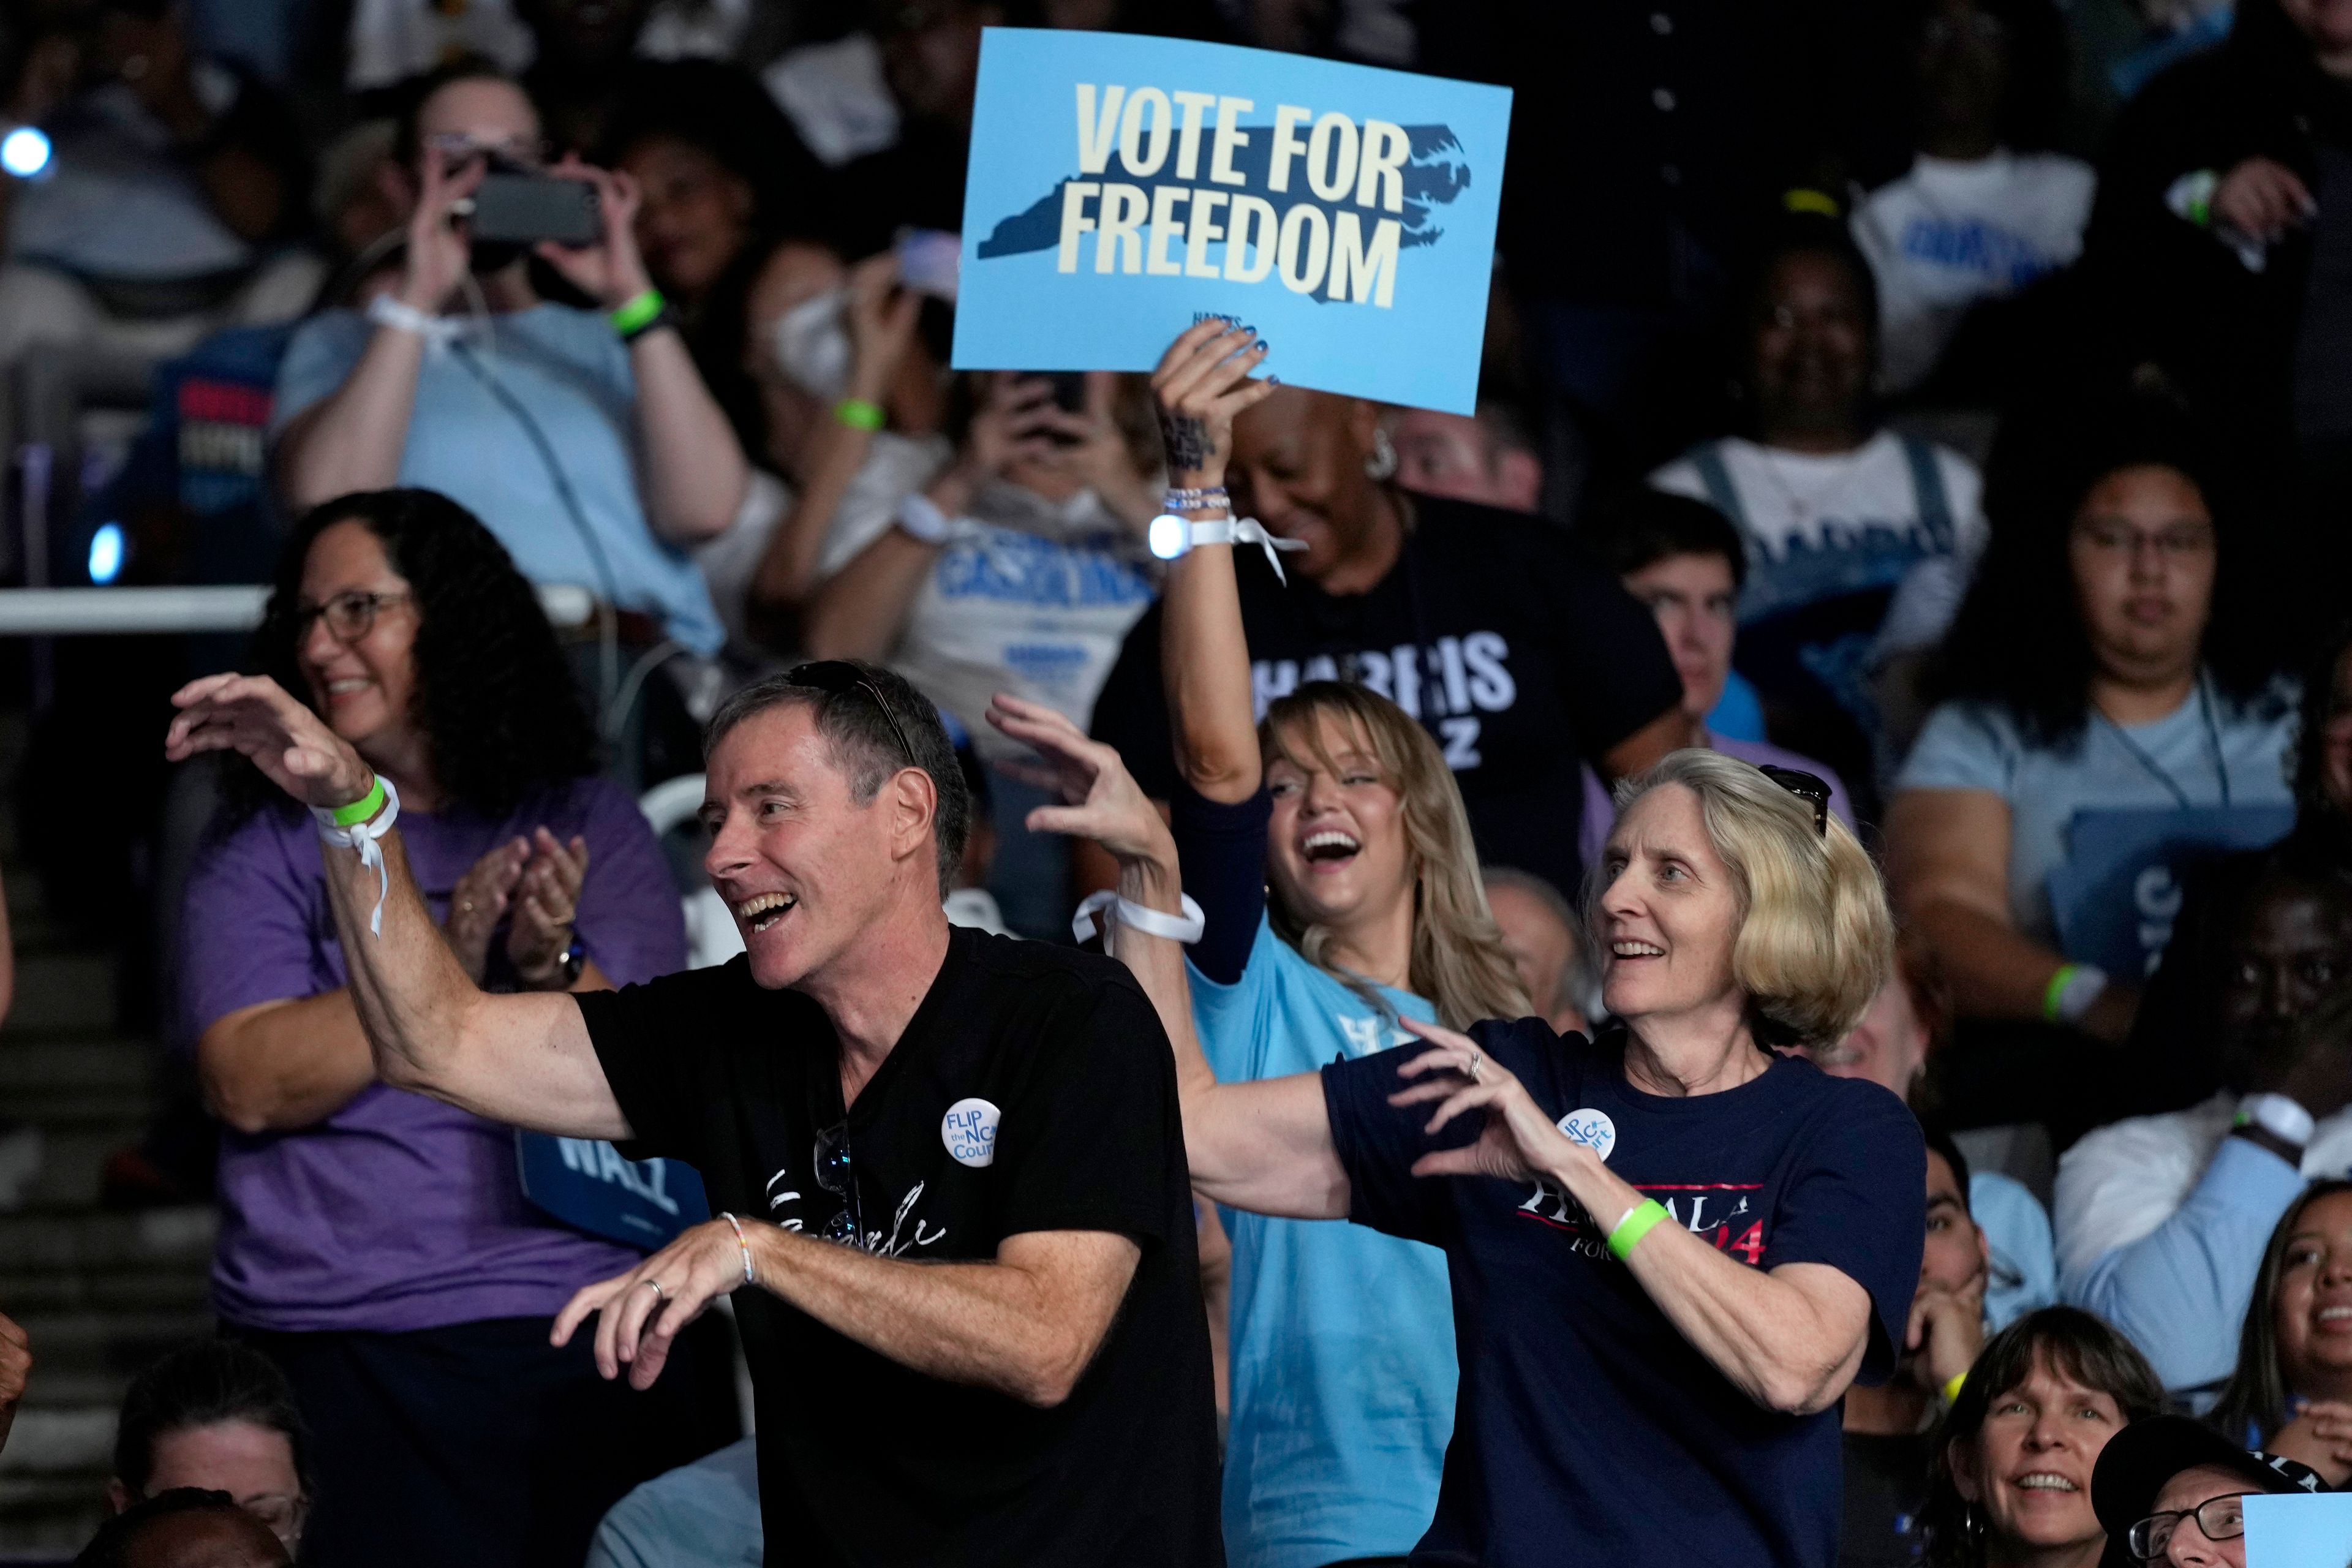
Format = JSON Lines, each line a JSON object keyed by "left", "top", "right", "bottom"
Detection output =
{"left": 1321, "top": 1022, "right": 1925, "bottom": 1568}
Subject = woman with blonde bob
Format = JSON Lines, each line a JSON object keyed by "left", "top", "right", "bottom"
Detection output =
{"left": 990, "top": 325, "right": 1931, "bottom": 1568}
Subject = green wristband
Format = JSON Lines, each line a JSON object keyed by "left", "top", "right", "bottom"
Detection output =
{"left": 1607, "top": 1198, "right": 1668, "bottom": 1262}
{"left": 609, "top": 288, "right": 666, "bottom": 337}
{"left": 328, "top": 774, "right": 386, "bottom": 829}
{"left": 2043, "top": 963, "right": 2080, "bottom": 1024}
{"left": 834, "top": 396, "right": 886, "bottom": 431}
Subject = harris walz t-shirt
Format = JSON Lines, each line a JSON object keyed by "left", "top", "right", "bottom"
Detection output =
{"left": 575, "top": 928, "right": 1221, "bottom": 1568}
{"left": 1090, "top": 497, "right": 1682, "bottom": 898}
{"left": 1322, "top": 1023, "right": 1924, "bottom": 1568}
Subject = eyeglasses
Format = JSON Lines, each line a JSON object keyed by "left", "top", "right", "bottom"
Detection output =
{"left": 2071, "top": 519, "right": 2216, "bottom": 559}
{"left": 813, "top": 1121, "right": 865, "bottom": 1248}
{"left": 2129, "top": 1493, "right": 2247, "bottom": 1561}
{"left": 293, "top": 589, "right": 410, "bottom": 645}
{"left": 785, "top": 660, "right": 918, "bottom": 766}
{"left": 426, "top": 130, "right": 550, "bottom": 170}
{"left": 1758, "top": 764, "right": 1831, "bottom": 837}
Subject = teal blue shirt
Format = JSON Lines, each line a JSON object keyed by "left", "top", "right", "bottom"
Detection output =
{"left": 1193, "top": 915, "right": 1456, "bottom": 1568}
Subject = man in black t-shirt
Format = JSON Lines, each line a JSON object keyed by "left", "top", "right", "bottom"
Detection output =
{"left": 1091, "top": 392, "right": 1686, "bottom": 899}
{"left": 162, "top": 662, "right": 1219, "bottom": 1568}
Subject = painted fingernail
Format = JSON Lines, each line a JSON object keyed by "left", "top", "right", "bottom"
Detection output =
{"left": 1254, "top": 341, "right": 1268, "bottom": 352}
{"left": 1267, "top": 375, "right": 1282, "bottom": 385}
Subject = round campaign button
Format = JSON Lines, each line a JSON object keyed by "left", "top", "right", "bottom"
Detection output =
{"left": 941, "top": 1098, "right": 1001, "bottom": 1169}
{"left": 1555, "top": 1108, "right": 1616, "bottom": 1162}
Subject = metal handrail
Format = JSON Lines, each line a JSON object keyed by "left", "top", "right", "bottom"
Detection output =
{"left": 0, "top": 584, "right": 597, "bottom": 635}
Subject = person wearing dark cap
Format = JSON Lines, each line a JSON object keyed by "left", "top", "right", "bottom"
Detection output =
{"left": 2091, "top": 1414, "right": 2325, "bottom": 1565}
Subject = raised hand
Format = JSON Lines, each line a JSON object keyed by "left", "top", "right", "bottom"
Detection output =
{"left": 1150, "top": 320, "right": 1275, "bottom": 489}
{"left": 2272, "top": 1400, "right": 2352, "bottom": 1488}
{"left": 509, "top": 829, "right": 590, "bottom": 989}
{"left": 447, "top": 837, "right": 529, "bottom": 984}
{"left": 1032, "top": 372, "right": 1157, "bottom": 529}
{"left": 1385, "top": 1016, "right": 1577, "bottom": 1185}
{"left": 960, "top": 374, "right": 1065, "bottom": 481}
{"left": 551, "top": 1218, "right": 753, "bottom": 1390}
{"left": 165, "top": 674, "right": 373, "bottom": 812}
{"left": 399, "top": 146, "right": 484, "bottom": 314}
{"left": 2214, "top": 156, "right": 2316, "bottom": 246}
{"left": 985, "top": 693, "right": 1174, "bottom": 867}
{"left": 843, "top": 252, "right": 924, "bottom": 405}
{"left": 534, "top": 157, "right": 651, "bottom": 309}
{"left": 1904, "top": 1280, "right": 1985, "bottom": 1394}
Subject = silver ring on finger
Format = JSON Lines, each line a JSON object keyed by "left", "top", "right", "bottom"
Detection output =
{"left": 641, "top": 1278, "right": 664, "bottom": 1303}
{"left": 1466, "top": 1050, "right": 1485, "bottom": 1083}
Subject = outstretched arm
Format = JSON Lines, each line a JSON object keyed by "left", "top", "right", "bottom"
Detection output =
{"left": 1152, "top": 322, "right": 1276, "bottom": 804}
{"left": 164, "top": 674, "right": 627, "bottom": 1139}
{"left": 555, "top": 1215, "right": 1142, "bottom": 1407}
{"left": 986, "top": 694, "right": 1346, "bottom": 1219}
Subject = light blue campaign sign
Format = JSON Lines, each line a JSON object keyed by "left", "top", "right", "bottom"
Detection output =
{"left": 2246, "top": 1491, "right": 2352, "bottom": 1565}
{"left": 952, "top": 28, "right": 1512, "bottom": 415}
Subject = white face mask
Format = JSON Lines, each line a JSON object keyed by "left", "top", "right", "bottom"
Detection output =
{"left": 767, "top": 287, "right": 853, "bottom": 401}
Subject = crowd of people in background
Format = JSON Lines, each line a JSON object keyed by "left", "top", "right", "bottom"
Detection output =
{"left": 0, "top": 0, "right": 2350, "bottom": 1564}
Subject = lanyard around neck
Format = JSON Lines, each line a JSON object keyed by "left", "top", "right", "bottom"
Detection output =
{"left": 2092, "top": 670, "right": 2232, "bottom": 812}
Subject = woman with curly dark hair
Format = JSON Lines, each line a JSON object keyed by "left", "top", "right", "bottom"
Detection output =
{"left": 178, "top": 489, "right": 728, "bottom": 1568}
{"left": 1885, "top": 392, "right": 2295, "bottom": 1060}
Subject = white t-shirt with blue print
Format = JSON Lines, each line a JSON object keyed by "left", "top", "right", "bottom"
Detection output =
{"left": 1191, "top": 914, "right": 1455, "bottom": 1568}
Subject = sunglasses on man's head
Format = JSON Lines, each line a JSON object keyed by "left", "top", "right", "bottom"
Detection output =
{"left": 1757, "top": 764, "right": 1831, "bottom": 837}
{"left": 784, "top": 660, "right": 917, "bottom": 765}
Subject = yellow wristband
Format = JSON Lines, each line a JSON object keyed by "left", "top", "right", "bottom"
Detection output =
{"left": 1607, "top": 1198, "right": 1668, "bottom": 1262}
{"left": 1942, "top": 1370, "right": 1968, "bottom": 1405}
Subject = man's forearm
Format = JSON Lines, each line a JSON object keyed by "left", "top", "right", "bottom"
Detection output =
{"left": 745, "top": 1223, "right": 1134, "bottom": 1408}
{"left": 317, "top": 827, "right": 483, "bottom": 1091}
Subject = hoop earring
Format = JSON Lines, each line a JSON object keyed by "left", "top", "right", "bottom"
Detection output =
{"left": 1364, "top": 425, "right": 1398, "bottom": 482}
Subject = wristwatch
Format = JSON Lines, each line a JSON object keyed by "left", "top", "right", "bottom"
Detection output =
{"left": 2237, "top": 1092, "right": 2316, "bottom": 1151}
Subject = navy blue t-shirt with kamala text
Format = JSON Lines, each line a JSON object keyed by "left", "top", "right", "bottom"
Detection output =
{"left": 1321, "top": 1022, "right": 1924, "bottom": 1568}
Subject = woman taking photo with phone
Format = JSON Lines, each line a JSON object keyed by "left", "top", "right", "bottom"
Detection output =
{"left": 992, "top": 323, "right": 1924, "bottom": 1568}
{"left": 271, "top": 58, "right": 747, "bottom": 660}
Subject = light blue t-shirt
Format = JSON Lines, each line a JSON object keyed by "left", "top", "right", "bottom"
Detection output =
{"left": 587, "top": 1436, "right": 760, "bottom": 1568}
{"left": 273, "top": 306, "right": 725, "bottom": 655}
{"left": 1192, "top": 915, "right": 1456, "bottom": 1568}
{"left": 1895, "top": 681, "right": 2297, "bottom": 940}
{"left": 1972, "top": 1170, "right": 2058, "bottom": 1332}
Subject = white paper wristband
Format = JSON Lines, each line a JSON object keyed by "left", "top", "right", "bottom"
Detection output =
{"left": 366, "top": 293, "right": 467, "bottom": 347}
{"left": 1071, "top": 889, "right": 1207, "bottom": 946}
{"left": 895, "top": 491, "right": 962, "bottom": 546}
{"left": 311, "top": 775, "right": 401, "bottom": 936}
{"left": 1146, "top": 513, "right": 1310, "bottom": 582}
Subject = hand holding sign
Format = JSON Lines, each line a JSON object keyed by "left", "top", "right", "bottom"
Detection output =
{"left": 1150, "top": 321, "right": 1275, "bottom": 489}
{"left": 955, "top": 29, "right": 1510, "bottom": 413}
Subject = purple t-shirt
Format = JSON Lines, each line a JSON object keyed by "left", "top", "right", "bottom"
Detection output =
{"left": 1578, "top": 733, "right": 1856, "bottom": 884}
{"left": 179, "top": 775, "right": 685, "bottom": 1333}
